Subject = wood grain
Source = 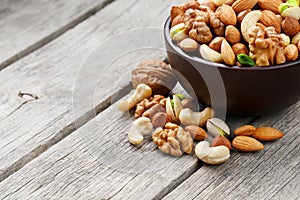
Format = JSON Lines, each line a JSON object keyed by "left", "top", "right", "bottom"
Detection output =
{"left": 0, "top": 93, "right": 251, "bottom": 199}
{"left": 163, "top": 101, "right": 300, "bottom": 200}
{"left": 0, "top": 0, "right": 114, "bottom": 70}
{"left": 0, "top": 0, "right": 185, "bottom": 182}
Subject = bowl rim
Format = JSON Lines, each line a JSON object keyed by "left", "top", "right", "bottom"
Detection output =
{"left": 164, "top": 17, "right": 300, "bottom": 71}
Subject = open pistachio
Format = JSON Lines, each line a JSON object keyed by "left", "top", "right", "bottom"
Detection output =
{"left": 206, "top": 118, "right": 230, "bottom": 138}
{"left": 281, "top": 7, "right": 300, "bottom": 20}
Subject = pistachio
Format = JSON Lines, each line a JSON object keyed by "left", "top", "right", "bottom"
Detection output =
{"left": 179, "top": 38, "right": 199, "bottom": 52}
{"left": 206, "top": 118, "right": 230, "bottom": 138}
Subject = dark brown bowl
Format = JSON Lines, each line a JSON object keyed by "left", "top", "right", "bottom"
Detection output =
{"left": 164, "top": 17, "right": 300, "bottom": 116}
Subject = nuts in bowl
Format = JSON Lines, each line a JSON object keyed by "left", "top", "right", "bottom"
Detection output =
{"left": 164, "top": 0, "right": 300, "bottom": 115}
{"left": 169, "top": 0, "right": 300, "bottom": 67}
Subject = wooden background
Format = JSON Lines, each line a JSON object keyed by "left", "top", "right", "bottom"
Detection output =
{"left": 0, "top": 0, "right": 299, "bottom": 199}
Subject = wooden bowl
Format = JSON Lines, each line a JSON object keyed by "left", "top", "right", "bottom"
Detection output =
{"left": 164, "top": 17, "right": 300, "bottom": 115}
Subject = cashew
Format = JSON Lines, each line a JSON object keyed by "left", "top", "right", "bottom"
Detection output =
{"left": 241, "top": 11, "right": 262, "bottom": 43}
{"left": 117, "top": 84, "right": 152, "bottom": 111}
{"left": 199, "top": 44, "right": 223, "bottom": 63}
{"left": 206, "top": 118, "right": 230, "bottom": 137}
{"left": 195, "top": 141, "right": 230, "bottom": 165}
{"left": 128, "top": 117, "right": 153, "bottom": 145}
{"left": 179, "top": 107, "right": 214, "bottom": 126}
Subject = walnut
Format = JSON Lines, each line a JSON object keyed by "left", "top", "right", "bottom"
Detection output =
{"left": 152, "top": 123, "right": 193, "bottom": 156}
{"left": 249, "top": 26, "right": 285, "bottom": 66}
{"left": 209, "top": 11, "right": 225, "bottom": 36}
{"left": 131, "top": 61, "right": 177, "bottom": 95}
{"left": 183, "top": 8, "right": 210, "bottom": 31}
{"left": 134, "top": 95, "right": 166, "bottom": 119}
{"left": 189, "top": 21, "right": 213, "bottom": 43}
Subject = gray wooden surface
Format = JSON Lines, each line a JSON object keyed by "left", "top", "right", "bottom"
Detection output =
{"left": 0, "top": 0, "right": 114, "bottom": 70}
{"left": 0, "top": 0, "right": 299, "bottom": 199}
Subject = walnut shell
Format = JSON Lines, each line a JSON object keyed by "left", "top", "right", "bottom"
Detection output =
{"left": 131, "top": 61, "right": 177, "bottom": 95}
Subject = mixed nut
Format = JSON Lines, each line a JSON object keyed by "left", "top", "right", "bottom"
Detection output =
{"left": 170, "top": 0, "right": 300, "bottom": 66}
{"left": 117, "top": 60, "right": 285, "bottom": 165}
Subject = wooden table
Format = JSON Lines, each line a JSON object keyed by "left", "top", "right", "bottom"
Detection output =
{"left": 0, "top": 0, "right": 299, "bottom": 199}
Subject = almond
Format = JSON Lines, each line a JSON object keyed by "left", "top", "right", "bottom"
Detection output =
{"left": 232, "top": 136, "right": 264, "bottom": 152}
{"left": 225, "top": 25, "right": 241, "bottom": 44}
{"left": 232, "top": 0, "right": 258, "bottom": 13}
{"left": 211, "top": 135, "right": 232, "bottom": 150}
{"left": 260, "top": 10, "right": 281, "bottom": 33}
{"left": 170, "top": 6, "right": 184, "bottom": 22}
{"left": 234, "top": 125, "right": 256, "bottom": 136}
{"left": 237, "top": 9, "right": 251, "bottom": 24}
{"left": 221, "top": 39, "right": 236, "bottom": 65}
{"left": 252, "top": 127, "right": 284, "bottom": 141}
{"left": 219, "top": 4, "right": 237, "bottom": 26}
{"left": 184, "top": 125, "right": 208, "bottom": 141}
{"left": 258, "top": 0, "right": 283, "bottom": 14}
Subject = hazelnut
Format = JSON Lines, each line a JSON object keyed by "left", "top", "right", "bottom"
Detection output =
{"left": 225, "top": 25, "right": 241, "bottom": 44}
{"left": 284, "top": 44, "right": 299, "bottom": 61}
{"left": 209, "top": 37, "right": 224, "bottom": 52}
{"left": 282, "top": 16, "right": 300, "bottom": 36}
{"left": 237, "top": 9, "right": 251, "bottom": 24}
{"left": 131, "top": 61, "right": 177, "bottom": 95}
{"left": 232, "top": 43, "right": 248, "bottom": 56}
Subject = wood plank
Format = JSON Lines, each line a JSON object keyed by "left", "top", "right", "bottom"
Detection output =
{"left": 0, "top": 94, "right": 252, "bottom": 199}
{"left": 0, "top": 0, "right": 186, "bottom": 182}
{"left": 163, "top": 101, "right": 300, "bottom": 200}
{"left": 0, "top": 0, "right": 114, "bottom": 70}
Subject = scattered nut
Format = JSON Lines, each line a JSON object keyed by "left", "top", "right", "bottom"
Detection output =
{"left": 117, "top": 84, "right": 152, "bottom": 111}
{"left": 232, "top": 136, "right": 264, "bottom": 152}
{"left": 131, "top": 61, "right": 177, "bottom": 95}
{"left": 151, "top": 112, "right": 172, "bottom": 128}
{"left": 209, "top": 37, "right": 224, "bottom": 52}
{"left": 184, "top": 125, "right": 208, "bottom": 140}
{"left": 232, "top": 43, "right": 249, "bottom": 56}
{"left": 282, "top": 16, "right": 300, "bottom": 36}
{"left": 128, "top": 117, "right": 153, "bottom": 145}
{"left": 234, "top": 125, "right": 256, "bottom": 136}
{"left": 179, "top": 107, "right": 214, "bottom": 126}
{"left": 166, "top": 95, "right": 183, "bottom": 123}
{"left": 179, "top": 38, "right": 199, "bottom": 52}
{"left": 221, "top": 39, "right": 236, "bottom": 65}
{"left": 225, "top": 25, "right": 241, "bottom": 44}
{"left": 284, "top": 44, "right": 299, "bottom": 61}
{"left": 252, "top": 127, "right": 284, "bottom": 141}
{"left": 195, "top": 141, "right": 230, "bottom": 165}
{"left": 206, "top": 118, "right": 230, "bottom": 138}
{"left": 219, "top": 4, "right": 237, "bottom": 26}
{"left": 134, "top": 95, "right": 166, "bottom": 119}
{"left": 211, "top": 135, "right": 232, "bottom": 150}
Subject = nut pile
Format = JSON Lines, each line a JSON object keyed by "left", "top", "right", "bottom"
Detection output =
{"left": 170, "top": 0, "right": 300, "bottom": 66}
{"left": 117, "top": 60, "right": 285, "bottom": 165}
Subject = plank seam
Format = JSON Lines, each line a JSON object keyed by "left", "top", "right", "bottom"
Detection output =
{"left": 0, "top": 0, "right": 116, "bottom": 71}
